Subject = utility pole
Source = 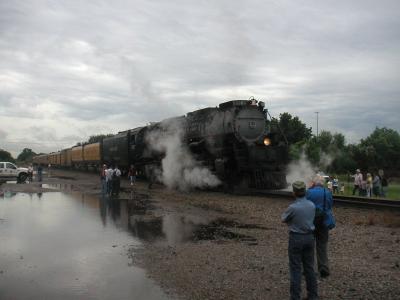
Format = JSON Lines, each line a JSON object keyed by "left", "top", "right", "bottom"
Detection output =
{"left": 315, "top": 111, "right": 319, "bottom": 138}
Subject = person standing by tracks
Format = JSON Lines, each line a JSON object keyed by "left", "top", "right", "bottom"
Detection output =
{"left": 28, "top": 164, "right": 33, "bottom": 183}
{"left": 128, "top": 165, "right": 137, "bottom": 187}
{"left": 105, "top": 165, "right": 114, "bottom": 195}
{"left": 112, "top": 165, "right": 122, "bottom": 196}
{"left": 306, "top": 175, "right": 335, "bottom": 278}
{"left": 37, "top": 164, "right": 43, "bottom": 182}
{"left": 353, "top": 169, "right": 363, "bottom": 195}
{"left": 282, "top": 181, "right": 318, "bottom": 300}
{"left": 366, "top": 173, "right": 373, "bottom": 197}
{"left": 332, "top": 176, "right": 339, "bottom": 194}
{"left": 379, "top": 169, "right": 388, "bottom": 197}
{"left": 100, "top": 164, "right": 107, "bottom": 194}
{"left": 372, "top": 172, "right": 381, "bottom": 197}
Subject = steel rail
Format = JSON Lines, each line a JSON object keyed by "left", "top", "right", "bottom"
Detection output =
{"left": 251, "top": 190, "right": 400, "bottom": 210}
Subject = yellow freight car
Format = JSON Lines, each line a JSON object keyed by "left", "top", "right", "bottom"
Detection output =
{"left": 66, "top": 148, "right": 72, "bottom": 167}
{"left": 71, "top": 146, "right": 84, "bottom": 165}
{"left": 53, "top": 151, "right": 61, "bottom": 166}
{"left": 83, "top": 142, "right": 101, "bottom": 163}
{"left": 60, "top": 148, "right": 72, "bottom": 167}
{"left": 32, "top": 154, "right": 49, "bottom": 165}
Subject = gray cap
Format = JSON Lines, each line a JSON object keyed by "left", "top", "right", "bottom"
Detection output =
{"left": 292, "top": 180, "right": 306, "bottom": 192}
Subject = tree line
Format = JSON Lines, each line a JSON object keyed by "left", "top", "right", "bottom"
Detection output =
{"left": 271, "top": 113, "right": 400, "bottom": 176}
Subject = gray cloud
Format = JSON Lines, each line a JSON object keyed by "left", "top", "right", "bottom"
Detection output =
{"left": 1, "top": 0, "right": 400, "bottom": 156}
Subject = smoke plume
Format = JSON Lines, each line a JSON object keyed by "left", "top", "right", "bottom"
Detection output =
{"left": 286, "top": 152, "right": 316, "bottom": 189}
{"left": 286, "top": 150, "right": 335, "bottom": 189}
{"left": 145, "top": 120, "right": 221, "bottom": 191}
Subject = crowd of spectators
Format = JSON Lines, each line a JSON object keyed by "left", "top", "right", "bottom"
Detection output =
{"left": 323, "top": 169, "right": 389, "bottom": 198}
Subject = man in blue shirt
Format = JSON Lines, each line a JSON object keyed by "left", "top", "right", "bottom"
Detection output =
{"left": 306, "top": 175, "right": 334, "bottom": 278}
{"left": 282, "top": 181, "right": 318, "bottom": 300}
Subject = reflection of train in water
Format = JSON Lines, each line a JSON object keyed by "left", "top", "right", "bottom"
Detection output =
{"left": 33, "top": 99, "right": 288, "bottom": 189}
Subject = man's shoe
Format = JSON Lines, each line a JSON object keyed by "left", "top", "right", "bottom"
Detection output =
{"left": 320, "top": 270, "right": 330, "bottom": 278}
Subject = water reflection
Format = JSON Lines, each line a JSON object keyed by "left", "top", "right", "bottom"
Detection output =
{"left": 95, "top": 191, "right": 209, "bottom": 245}
{"left": 0, "top": 192, "right": 171, "bottom": 300}
{"left": 41, "top": 183, "right": 74, "bottom": 191}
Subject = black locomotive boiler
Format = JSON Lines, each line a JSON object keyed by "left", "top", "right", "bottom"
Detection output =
{"left": 127, "top": 99, "right": 288, "bottom": 189}
{"left": 183, "top": 99, "right": 287, "bottom": 189}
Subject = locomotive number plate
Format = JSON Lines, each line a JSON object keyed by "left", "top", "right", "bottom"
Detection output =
{"left": 249, "top": 121, "right": 256, "bottom": 129}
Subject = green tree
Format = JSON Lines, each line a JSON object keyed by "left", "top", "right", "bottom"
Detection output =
{"left": 305, "top": 136, "right": 321, "bottom": 166}
{"left": 17, "top": 148, "right": 37, "bottom": 162}
{"left": 288, "top": 141, "right": 305, "bottom": 161}
{"left": 358, "top": 127, "right": 400, "bottom": 171}
{"left": 0, "top": 149, "right": 15, "bottom": 162}
{"left": 317, "top": 130, "right": 333, "bottom": 152}
{"left": 271, "top": 113, "right": 312, "bottom": 145}
{"left": 87, "top": 134, "right": 113, "bottom": 144}
{"left": 332, "top": 133, "right": 346, "bottom": 150}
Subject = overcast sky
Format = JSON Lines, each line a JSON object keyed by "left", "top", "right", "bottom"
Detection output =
{"left": 1, "top": 0, "right": 399, "bottom": 156}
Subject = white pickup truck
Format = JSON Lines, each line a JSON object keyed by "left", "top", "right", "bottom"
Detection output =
{"left": 0, "top": 162, "right": 29, "bottom": 182}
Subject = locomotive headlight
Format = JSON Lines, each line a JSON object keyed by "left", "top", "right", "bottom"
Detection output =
{"left": 263, "top": 137, "right": 271, "bottom": 146}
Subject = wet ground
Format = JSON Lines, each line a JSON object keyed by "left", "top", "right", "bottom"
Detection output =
{"left": 2, "top": 171, "right": 400, "bottom": 299}
{"left": 0, "top": 191, "right": 171, "bottom": 300}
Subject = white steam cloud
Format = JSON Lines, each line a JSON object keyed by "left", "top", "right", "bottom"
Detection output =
{"left": 145, "top": 120, "right": 221, "bottom": 191}
{"left": 286, "top": 150, "right": 334, "bottom": 189}
{"left": 319, "top": 152, "right": 334, "bottom": 170}
{"left": 286, "top": 152, "right": 316, "bottom": 189}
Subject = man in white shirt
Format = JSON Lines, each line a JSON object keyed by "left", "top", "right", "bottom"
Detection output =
{"left": 105, "top": 166, "right": 114, "bottom": 195}
{"left": 112, "top": 165, "right": 122, "bottom": 196}
{"left": 352, "top": 169, "right": 363, "bottom": 196}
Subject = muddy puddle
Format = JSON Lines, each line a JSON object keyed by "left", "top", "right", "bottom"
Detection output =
{"left": 124, "top": 194, "right": 262, "bottom": 246}
{"left": 0, "top": 192, "right": 171, "bottom": 300}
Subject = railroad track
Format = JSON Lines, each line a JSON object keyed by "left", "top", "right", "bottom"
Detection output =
{"left": 252, "top": 190, "right": 400, "bottom": 210}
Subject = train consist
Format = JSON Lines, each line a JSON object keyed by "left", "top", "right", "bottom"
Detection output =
{"left": 33, "top": 99, "right": 288, "bottom": 189}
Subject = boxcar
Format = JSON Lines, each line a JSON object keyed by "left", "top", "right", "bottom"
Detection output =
{"left": 71, "top": 146, "right": 84, "bottom": 167}
{"left": 83, "top": 142, "right": 101, "bottom": 168}
{"left": 49, "top": 153, "right": 59, "bottom": 166}
{"left": 56, "top": 151, "right": 61, "bottom": 166}
{"left": 33, "top": 154, "right": 49, "bottom": 166}
{"left": 60, "top": 148, "right": 72, "bottom": 167}
{"left": 66, "top": 148, "right": 72, "bottom": 167}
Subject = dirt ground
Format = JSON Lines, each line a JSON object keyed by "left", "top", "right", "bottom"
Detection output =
{"left": 1, "top": 169, "right": 400, "bottom": 300}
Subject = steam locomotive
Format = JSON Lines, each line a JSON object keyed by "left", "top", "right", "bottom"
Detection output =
{"left": 33, "top": 99, "right": 288, "bottom": 189}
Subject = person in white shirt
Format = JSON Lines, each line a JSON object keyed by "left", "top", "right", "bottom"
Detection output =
{"left": 352, "top": 169, "right": 363, "bottom": 196}
{"left": 28, "top": 164, "right": 33, "bottom": 182}
{"left": 105, "top": 166, "right": 114, "bottom": 195}
{"left": 112, "top": 165, "right": 122, "bottom": 196}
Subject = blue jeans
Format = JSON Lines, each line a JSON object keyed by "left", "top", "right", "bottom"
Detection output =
{"left": 288, "top": 232, "right": 318, "bottom": 300}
